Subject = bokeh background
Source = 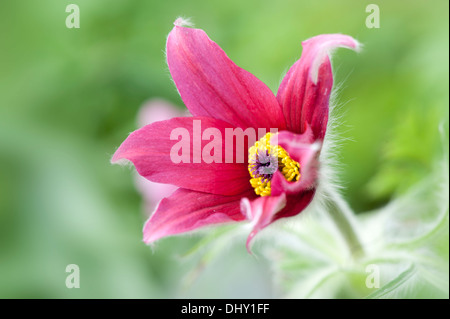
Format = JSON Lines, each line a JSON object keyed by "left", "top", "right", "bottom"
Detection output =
{"left": 0, "top": 0, "right": 448, "bottom": 298}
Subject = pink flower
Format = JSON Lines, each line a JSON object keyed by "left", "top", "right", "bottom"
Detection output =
{"left": 112, "top": 19, "right": 360, "bottom": 251}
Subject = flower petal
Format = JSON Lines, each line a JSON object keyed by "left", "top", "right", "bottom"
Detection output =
{"left": 143, "top": 188, "right": 252, "bottom": 243}
{"left": 241, "top": 193, "right": 286, "bottom": 252}
{"left": 241, "top": 190, "right": 316, "bottom": 252}
{"left": 276, "top": 190, "right": 316, "bottom": 220}
{"left": 277, "top": 34, "right": 360, "bottom": 139}
{"left": 167, "top": 23, "right": 286, "bottom": 131}
{"left": 270, "top": 129, "right": 321, "bottom": 196}
{"left": 111, "top": 116, "right": 250, "bottom": 196}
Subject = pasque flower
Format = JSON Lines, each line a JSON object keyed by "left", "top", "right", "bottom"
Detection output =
{"left": 112, "top": 19, "right": 360, "bottom": 250}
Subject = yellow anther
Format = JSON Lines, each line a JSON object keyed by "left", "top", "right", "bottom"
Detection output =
{"left": 248, "top": 132, "right": 300, "bottom": 196}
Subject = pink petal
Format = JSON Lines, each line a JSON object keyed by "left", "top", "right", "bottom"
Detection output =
{"left": 241, "top": 190, "right": 316, "bottom": 252}
{"left": 166, "top": 23, "right": 286, "bottom": 131}
{"left": 241, "top": 194, "right": 286, "bottom": 252}
{"left": 275, "top": 190, "right": 316, "bottom": 220}
{"left": 143, "top": 188, "right": 253, "bottom": 243}
{"left": 137, "top": 98, "right": 184, "bottom": 127}
{"left": 111, "top": 116, "right": 251, "bottom": 196}
{"left": 270, "top": 129, "right": 321, "bottom": 196}
{"left": 277, "top": 34, "right": 360, "bottom": 139}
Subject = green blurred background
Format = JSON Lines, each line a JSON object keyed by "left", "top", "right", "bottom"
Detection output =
{"left": 0, "top": 0, "right": 448, "bottom": 298}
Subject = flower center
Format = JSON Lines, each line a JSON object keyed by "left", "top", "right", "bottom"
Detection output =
{"left": 248, "top": 133, "right": 300, "bottom": 196}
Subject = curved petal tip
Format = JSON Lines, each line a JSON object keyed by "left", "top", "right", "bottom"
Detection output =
{"left": 110, "top": 151, "right": 130, "bottom": 165}
{"left": 174, "top": 17, "right": 193, "bottom": 27}
{"left": 246, "top": 231, "right": 257, "bottom": 254}
{"left": 302, "top": 34, "right": 361, "bottom": 84}
{"left": 241, "top": 194, "right": 287, "bottom": 253}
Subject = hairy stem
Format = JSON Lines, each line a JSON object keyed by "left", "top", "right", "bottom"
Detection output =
{"left": 324, "top": 187, "right": 365, "bottom": 259}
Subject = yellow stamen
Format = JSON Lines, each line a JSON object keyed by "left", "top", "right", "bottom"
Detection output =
{"left": 248, "top": 133, "right": 300, "bottom": 196}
